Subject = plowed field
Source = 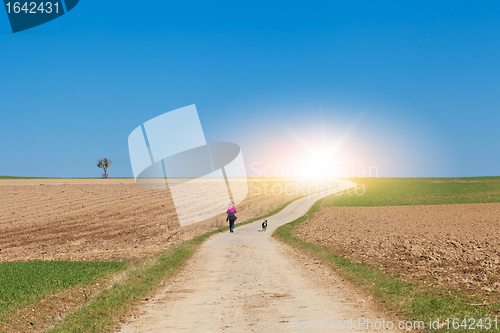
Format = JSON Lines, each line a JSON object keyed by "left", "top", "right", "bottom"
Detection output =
{"left": 0, "top": 178, "right": 336, "bottom": 262}
{"left": 297, "top": 203, "right": 500, "bottom": 294}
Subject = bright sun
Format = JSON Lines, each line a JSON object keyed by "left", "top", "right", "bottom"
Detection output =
{"left": 303, "top": 150, "right": 338, "bottom": 178}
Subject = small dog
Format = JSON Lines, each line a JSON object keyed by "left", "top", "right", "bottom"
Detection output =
{"left": 262, "top": 219, "right": 268, "bottom": 231}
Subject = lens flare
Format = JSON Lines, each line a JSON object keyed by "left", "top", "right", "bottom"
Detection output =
{"left": 303, "top": 149, "right": 338, "bottom": 178}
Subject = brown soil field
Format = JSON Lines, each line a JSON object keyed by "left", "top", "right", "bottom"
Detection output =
{"left": 296, "top": 203, "right": 500, "bottom": 294}
{"left": 0, "top": 178, "right": 336, "bottom": 262}
{"left": 0, "top": 178, "right": 339, "bottom": 332}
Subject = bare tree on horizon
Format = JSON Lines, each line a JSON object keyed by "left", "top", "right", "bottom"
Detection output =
{"left": 97, "top": 158, "right": 112, "bottom": 178}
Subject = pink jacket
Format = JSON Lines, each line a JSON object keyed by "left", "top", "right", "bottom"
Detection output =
{"left": 227, "top": 206, "right": 237, "bottom": 214}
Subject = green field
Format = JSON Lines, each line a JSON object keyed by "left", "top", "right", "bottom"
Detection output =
{"left": 0, "top": 261, "right": 128, "bottom": 324}
{"left": 329, "top": 177, "right": 500, "bottom": 206}
{"left": 0, "top": 176, "right": 49, "bottom": 179}
{"left": 0, "top": 176, "right": 131, "bottom": 179}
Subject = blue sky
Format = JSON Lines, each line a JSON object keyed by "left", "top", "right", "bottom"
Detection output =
{"left": 1, "top": 1, "right": 499, "bottom": 177}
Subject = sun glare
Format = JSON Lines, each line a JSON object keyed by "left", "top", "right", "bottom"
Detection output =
{"left": 303, "top": 150, "right": 338, "bottom": 178}
{"left": 284, "top": 121, "right": 359, "bottom": 179}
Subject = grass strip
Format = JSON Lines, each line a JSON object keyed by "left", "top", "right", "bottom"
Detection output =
{"left": 274, "top": 191, "right": 500, "bottom": 333}
{"left": 0, "top": 176, "right": 133, "bottom": 179}
{"left": 331, "top": 177, "right": 500, "bottom": 207}
{"left": 48, "top": 243, "right": 195, "bottom": 332}
{"left": 0, "top": 261, "right": 128, "bottom": 322}
{"left": 0, "top": 176, "right": 51, "bottom": 179}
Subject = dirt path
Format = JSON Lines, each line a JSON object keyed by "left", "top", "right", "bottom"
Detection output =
{"left": 119, "top": 181, "right": 387, "bottom": 332}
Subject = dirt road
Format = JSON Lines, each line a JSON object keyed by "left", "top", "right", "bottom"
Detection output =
{"left": 119, "top": 180, "right": 386, "bottom": 332}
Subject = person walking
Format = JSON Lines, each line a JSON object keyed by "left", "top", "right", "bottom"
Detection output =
{"left": 226, "top": 202, "right": 237, "bottom": 233}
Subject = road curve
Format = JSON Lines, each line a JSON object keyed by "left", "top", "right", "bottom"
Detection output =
{"left": 119, "top": 180, "right": 385, "bottom": 332}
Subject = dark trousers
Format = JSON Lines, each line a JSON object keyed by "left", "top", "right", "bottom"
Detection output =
{"left": 230, "top": 220, "right": 235, "bottom": 230}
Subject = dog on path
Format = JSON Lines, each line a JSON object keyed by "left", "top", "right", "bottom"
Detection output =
{"left": 262, "top": 219, "right": 268, "bottom": 231}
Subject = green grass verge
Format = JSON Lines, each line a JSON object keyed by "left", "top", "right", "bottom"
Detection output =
{"left": 0, "top": 261, "right": 128, "bottom": 322}
{"left": 330, "top": 177, "right": 500, "bottom": 206}
{"left": 48, "top": 244, "right": 196, "bottom": 332}
{"left": 275, "top": 185, "right": 500, "bottom": 333}
{"left": 48, "top": 194, "right": 309, "bottom": 332}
